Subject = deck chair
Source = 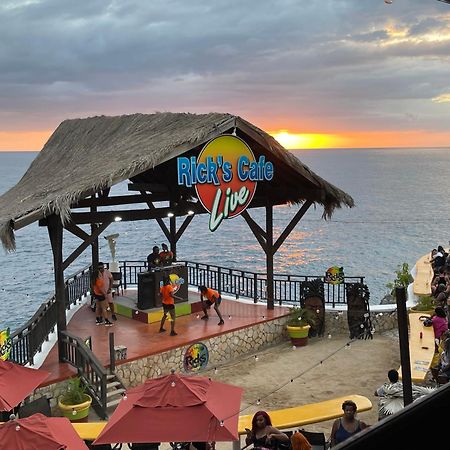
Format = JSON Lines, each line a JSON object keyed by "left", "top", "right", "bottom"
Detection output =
{"left": 296, "top": 429, "right": 328, "bottom": 450}
{"left": 18, "top": 397, "right": 51, "bottom": 418}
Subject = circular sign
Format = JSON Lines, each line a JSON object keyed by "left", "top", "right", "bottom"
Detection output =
{"left": 195, "top": 135, "right": 257, "bottom": 220}
{"left": 183, "top": 342, "right": 209, "bottom": 373}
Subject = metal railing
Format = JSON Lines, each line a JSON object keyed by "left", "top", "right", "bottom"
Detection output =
{"left": 10, "top": 265, "right": 92, "bottom": 365}
{"left": 60, "top": 330, "right": 108, "bottom": 419}
{"left": 117, "top": 260, "right": 365, "bottom": 307}
{"left": 10, "top": 260, "right": 365, "bottom": 366}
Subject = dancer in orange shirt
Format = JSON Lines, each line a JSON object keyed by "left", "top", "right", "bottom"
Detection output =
{"left": 199, "top": 285, "right": 224, "bottom": 325}
{"left": 159, "top": 276, "right": 182, "bottom": 336}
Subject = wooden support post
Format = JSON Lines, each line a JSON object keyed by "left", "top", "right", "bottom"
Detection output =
{"left": 109, "top": 332, "right": 115, "bottom": 373}
{"left": 170, "top": 200, "right": 177, "bottom": 260}
{"left": 91, "top": 202, "right": 99, "bottom": 270}
{"left": 396, "top": 287, "right": 413, "bottom": 406}
{"left": 266, "top": 204, "right": 274, "bottom": 310}
{"left": 47, "top": 214, "right": 67, "bottom": 362}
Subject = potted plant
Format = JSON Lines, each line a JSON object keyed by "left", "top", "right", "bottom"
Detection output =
{"left": 286, "top": 307, "right": 316, "bottom": 347}
{"left": 410, "top": 295, "right": 435, "bottom": 315}
{"left": 58, "top": 377, "right": 92, "bottom": 422}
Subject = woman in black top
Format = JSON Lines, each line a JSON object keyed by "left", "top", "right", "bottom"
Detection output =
{"left": 245, "top": 411, "right": 290, "bottom": 449}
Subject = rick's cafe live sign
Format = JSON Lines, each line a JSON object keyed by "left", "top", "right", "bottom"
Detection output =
{"left": 177, "top": 135, "right": 274, "bottom": 231}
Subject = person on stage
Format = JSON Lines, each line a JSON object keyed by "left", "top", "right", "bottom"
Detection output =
{"left": 159, "top": 243, "right": 174, "bottom": 266}
{"left": 199, "top": 285, "right": 224, "bottom": 325}
{"left": 159, "top": 276, "right": 182, "bottom": 336}
{"left": 147, "top": 245, "right": 161, "bottom": 269}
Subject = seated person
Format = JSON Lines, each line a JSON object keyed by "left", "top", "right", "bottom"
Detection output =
{"left": 147, "top": 246, "right": 161, "bottom": 269}
{"left": 432, "top": 306, "right": 448, "bottom": 340}
{"left": 159, "top": 243, "right": 174, "bottom": 266}
{"left": 330, "top": 400, "right": 368, "bottom": 447}
{"left": 435, "top": 337, "right": 450, "bottom": 381}
{"left": 245, "top": 410, "right": 290, "bottom": 450}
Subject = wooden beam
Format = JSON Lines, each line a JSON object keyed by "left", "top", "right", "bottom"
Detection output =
{"left": 273, "top": 200, "right": 313, "bottom": 253}
{"left": 63, "top": 222, "right": 111, "bottom": 271}
{"left": 47, "top": 214, "right": 67, "bottom": 362}
{"left": 68, "top": 205, "right": 204, "bottom": 224}
{"left": 266, "top": 204, "right": 274, "bottom": 310}
{"left": 72, "top": 193, "right": 168, "bottom": 208}
{"left": 175, "top": 214, "right": 194, "bottom": 242}
{"left": 128, "top": 182, "right": 169, "bottom": 193}
{"left": 139, "top": 190, "right": 170, "bottom": 241}
{"left": 64, "top": 222, "right": 90, "bottom": 241}
{"left": 241, "top": 210, "right": 267, "bottom": 252}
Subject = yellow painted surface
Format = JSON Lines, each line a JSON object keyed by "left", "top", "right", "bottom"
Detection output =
{"left": 399, "top": 312, "right": 435, "bottom": 383}
{"left": 413, "top": 253, "right": 434, "bottom": 296}
{"left": 72, "top": 421, "right": 106, "bottom": 440}
{"left": 237, "top": 395, "right": 372, "bottom": 434}
{"left": 5, "top": 395, "right": 370, "bottom": 441}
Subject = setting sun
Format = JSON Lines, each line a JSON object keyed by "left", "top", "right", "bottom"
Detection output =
{"left": 269, "top": 131, "right": 346, "bottom": 149}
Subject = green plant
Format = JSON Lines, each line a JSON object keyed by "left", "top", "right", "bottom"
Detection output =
{"left": 60, "top": 377, "right": 88, "bottom": 405}
{"left": 412, "top": 295, "right": 435, "bottom": 312}
{"left": 386, "top": 263, "right": 414, "bottom": 296}
{"left": 286, "top": 307, "right": 316, "bottom": 327}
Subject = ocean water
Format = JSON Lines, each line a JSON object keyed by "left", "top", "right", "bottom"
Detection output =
{"left": 1, "top": 148, "right": 449, "bottom": 331}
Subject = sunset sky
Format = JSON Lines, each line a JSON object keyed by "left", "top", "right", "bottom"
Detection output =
{"left": 1, "top": 0, "right": 450, "bottom": 150}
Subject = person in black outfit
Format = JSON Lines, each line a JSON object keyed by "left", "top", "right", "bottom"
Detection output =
{"left": 147, "top": 246, "right": 161, "bottom": 269}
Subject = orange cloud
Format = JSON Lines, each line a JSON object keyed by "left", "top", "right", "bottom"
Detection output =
{"left": 0, "top": 131, "right": 51, "bottom": 151}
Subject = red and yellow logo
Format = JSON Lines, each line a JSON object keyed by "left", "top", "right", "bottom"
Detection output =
{"left": 177, "top": 135, "right": 274, "bottom": 231}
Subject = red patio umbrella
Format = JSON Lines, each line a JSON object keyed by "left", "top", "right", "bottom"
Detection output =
{"left": 0, "top": 359, "right": 50, "bottom": 411}
{"left": 94, "top": 371, "right": 243, "bottom": 445}
{"left": 0, "top": 413, "right": 89, "bottom": 449}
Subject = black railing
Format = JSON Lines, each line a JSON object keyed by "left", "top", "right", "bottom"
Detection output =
{"left": 117, "top": 260, "right": 365, "bottom": 307}
{"left": 10, "top": 265, "right": 92, "bottom": 365}
{"left": 10, "top": 260, "right": 365, "bottom": 366}
{"left": 60, "top": 330, "right": 109, "bottom": 419}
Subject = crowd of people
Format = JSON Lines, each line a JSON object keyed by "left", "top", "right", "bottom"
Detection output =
{"left": 428, "top": 245, "right": 450, "bottom": 383}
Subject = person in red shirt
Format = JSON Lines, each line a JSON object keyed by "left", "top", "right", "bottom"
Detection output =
{"left": 159, "top": 276, "right": 182, "bottom": 336}
{"left": 199, "top": 285, "right": 224, "bottom": 325}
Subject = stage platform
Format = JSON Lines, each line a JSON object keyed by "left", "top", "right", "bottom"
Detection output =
{"left": 112, "top": 288, "right": 204, "bottom": 324}
{"left": 39, "top": 288, "right": 289, "bottom": 386}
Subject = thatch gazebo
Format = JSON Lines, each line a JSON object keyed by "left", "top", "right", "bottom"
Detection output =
{"left": 0, "top": 112, "right": 353, "bottom": 359}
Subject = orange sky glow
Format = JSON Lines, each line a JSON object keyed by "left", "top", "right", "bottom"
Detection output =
{"left": 1, "top": 129, "right": 450, "bottom": 152}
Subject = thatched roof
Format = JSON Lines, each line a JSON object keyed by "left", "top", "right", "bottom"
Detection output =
{"left": 0, "top": 112, "right": 354, "bottom": 251}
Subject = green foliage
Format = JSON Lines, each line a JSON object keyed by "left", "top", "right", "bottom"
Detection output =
{"left": 412, "top": 295, "right": 435, "bottom": 312}
{"left": 60, "top": 377, "right": 88, "bottom": 405}
{"left": 386, "top": 263, "right": 414, "bottom": 296}
{"left": 287, "top": 307, "right": 316, "bottom": 327}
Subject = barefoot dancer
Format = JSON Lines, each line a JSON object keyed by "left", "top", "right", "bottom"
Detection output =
{"left": 199, "top": 285, "right": 224, "bottom": 325}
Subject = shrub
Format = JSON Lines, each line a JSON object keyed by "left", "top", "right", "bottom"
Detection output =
{"left": 60, "top": 377, "right": 88, "bottom": 405}
{"left": 386, "top": 263, "right": 414, "bottom": 297}
{"left": 412, "top": 295, "right": 435, "bottom": 312}
{"left": 287, "top": 307, "right": 316, "bottom": 327}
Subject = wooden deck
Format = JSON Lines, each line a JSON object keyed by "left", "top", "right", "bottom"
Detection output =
{"left": 39, "top": 289, "right": 289, "bottom": 386}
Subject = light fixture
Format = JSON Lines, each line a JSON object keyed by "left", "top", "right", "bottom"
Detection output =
{"left": 114, "top": 216, "right": 122, "bottom": 222}
{"left": 187, "top": 210, "right": 194, "bottom": 216}
{"left": 167, "top": 212, "right": 174, "bottom": 218}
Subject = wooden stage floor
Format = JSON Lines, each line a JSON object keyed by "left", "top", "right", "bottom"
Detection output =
{"left": 39, "top": 289, "right": 289, "bottom": 386}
